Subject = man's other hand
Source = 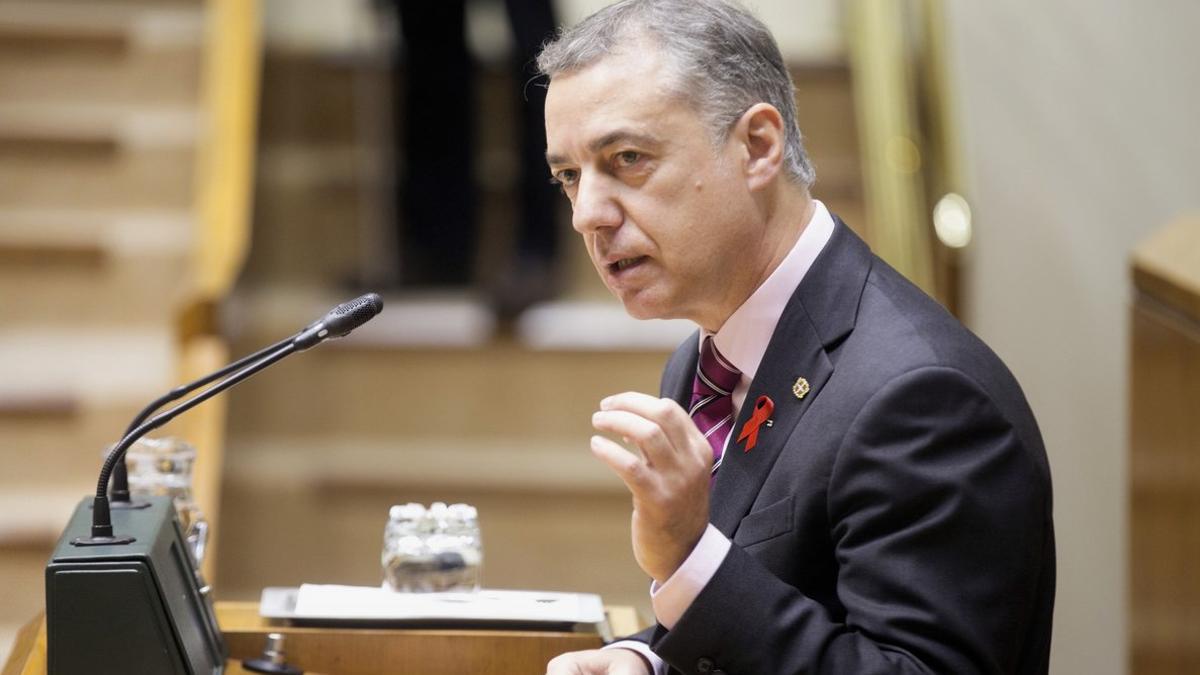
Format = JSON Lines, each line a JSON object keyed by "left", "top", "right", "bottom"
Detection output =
{"left": 590, "top": 392, "right": 712, "bottom": 584}
{"left": 546, "top": 648, "right": 652, "bottom": 675}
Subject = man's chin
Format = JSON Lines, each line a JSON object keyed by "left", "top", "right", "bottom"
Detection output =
{"left": 615, "top": 293, "right": 673, "bottom": 322}
{"left": 623, "top": 306, "right": 658, "bottom": 321}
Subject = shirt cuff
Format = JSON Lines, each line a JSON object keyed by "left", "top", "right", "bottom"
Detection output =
{"left": 650, "top": 523, "right": 731, "bottom": 630}
{"left": 603, "top": 640, "right": 667, "bottom": 675}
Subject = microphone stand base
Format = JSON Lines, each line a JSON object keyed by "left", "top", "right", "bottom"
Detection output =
{"left": 108, "top": 500, "right": 153, "bottom": 510}
{"left": 71, "top": 534, "right": 137, "bottom": 546}
{"left": 242, "top": 658, "right": 303, "bottom": 675}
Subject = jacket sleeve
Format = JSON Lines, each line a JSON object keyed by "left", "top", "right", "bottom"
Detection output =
{"left": 649, "top": 366, "right": 1054, "bottom": 675}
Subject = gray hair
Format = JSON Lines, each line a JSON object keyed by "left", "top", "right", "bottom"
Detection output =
{"left": 537, "top": 0, "right": 815, "bottom": 186}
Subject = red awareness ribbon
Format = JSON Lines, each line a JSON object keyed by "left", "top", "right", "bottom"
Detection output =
{"left": 737, "top": 395, "right": 774, "bottom": 452}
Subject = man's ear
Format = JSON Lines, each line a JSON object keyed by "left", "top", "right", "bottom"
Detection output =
{"left": 735, "top": 103, "right": 786, "bottom": 191}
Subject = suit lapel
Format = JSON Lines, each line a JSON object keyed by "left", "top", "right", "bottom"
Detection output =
{"left": 710, "top": 218, "right": 873, "bottom": 537}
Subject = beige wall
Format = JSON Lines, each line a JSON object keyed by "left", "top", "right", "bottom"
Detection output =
{"left": 261, "top": 0, "right": 845, "bottom": 62}
{"left": 558, "top": 0, "right": 844, "bottom": 61}
{"left": 945, "top": 1, "right": 1200, "bottom": 673}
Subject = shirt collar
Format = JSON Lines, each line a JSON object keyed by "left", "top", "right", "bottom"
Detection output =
{"left": 704, "top": 200, "right": 835, "bottom": 381}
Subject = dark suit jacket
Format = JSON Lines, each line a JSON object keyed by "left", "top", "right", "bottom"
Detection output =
{"left": 634, "top": 218, "right": 1055, "bottom": 674}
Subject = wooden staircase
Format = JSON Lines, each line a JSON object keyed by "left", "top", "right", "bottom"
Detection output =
{"left": 0, "top": 0, "right": 257, "bottom": 663}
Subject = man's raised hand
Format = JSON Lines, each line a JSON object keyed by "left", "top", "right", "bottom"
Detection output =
{"left": 590, "top": 392, "right": 712, "bottom": 584}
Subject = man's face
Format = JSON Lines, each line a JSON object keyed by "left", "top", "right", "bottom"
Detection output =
{"left": 545, "top": 47, "right": 765, "bottom": 329}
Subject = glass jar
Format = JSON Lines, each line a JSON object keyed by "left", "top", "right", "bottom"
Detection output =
{"left": 123, "top": 436, "right": 210, "bottom": 568}
{"left": 382, "top": 502, "right": 481, "bottom": 592}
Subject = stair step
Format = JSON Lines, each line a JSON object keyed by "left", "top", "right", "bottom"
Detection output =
{"left": 0, "top": 488, "right": 81, "bottom": 547}
{"left": 0, "top": 48, "right": 200, "bottom": 108}
{"left": 0, "top": 145, "right": 193, "bottom": 210}
{"left": 224, "top": 288, "right": 678, "bottom": 436}
{"left": 0, "top": 3, "right": 203, "bottom": 108}
{"left": 228, "top": 436, "right": 624, "bottom": 496}
{"left": 229, "top": 287, "right": 499, "bottom": 349}
{"left": 0, "top": 327, "right": 174, "bottom": 404}
{"left": 0, "top": 209, "right": 193, "bottom": 322}
{"left": 0, "top": 392, "right": 79, "bottom": 420}
{"left": 0, "top": 104, "right": 198, "bottom": 210}
{"left": 0, "top": 379, "right": 207, "bottom": 492}
{"left": 0, "top": 103, "right": 198, "bottom": 149}
{"left": 225, "top": 338, "right": 669, "bottom": 440}
{"left": 0, "top": 207, "right": 192, "bottom": 258}
{"left": 516, "top": 301, "right": 694, "bottom": 351}
{"left": 0, "top": 3, "right": 203, "bottom": 52}
{"left": 0, "top": 262, "right": 192, "bottom": 324}
{"left": 0, "top": 401, "right": 152, "bottom": 488}
{"left": 0, "top": 240, "right": 105, "bottom": 266}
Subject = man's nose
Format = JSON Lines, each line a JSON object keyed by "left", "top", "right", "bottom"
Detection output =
{"left": 570, "top": 175, "right": 622, "bottom": 234}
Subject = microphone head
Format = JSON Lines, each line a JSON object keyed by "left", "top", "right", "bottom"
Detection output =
{"left": 324, "top": 293, "right": 384, "bottom": 337}
{"left": 292, "top": 293, "right": 384, "bottom": 351}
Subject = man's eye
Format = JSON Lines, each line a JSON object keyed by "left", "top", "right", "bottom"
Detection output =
{"left": 615, "top": 151, "right": 640, "bottom": 167}
{"left": 550, "top": 169, "right": 579, "bottom": 187}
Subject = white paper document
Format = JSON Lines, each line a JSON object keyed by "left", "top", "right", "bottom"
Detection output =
{"left": 264, "top": 585, "right": 606, "bottom": 627}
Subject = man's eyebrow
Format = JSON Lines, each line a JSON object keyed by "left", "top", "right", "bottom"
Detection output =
{"left": 545, "top": 130, "right": 662, "bottom": 166}
{"left": 589, "top": 130, "right": 660, "bottom": 153}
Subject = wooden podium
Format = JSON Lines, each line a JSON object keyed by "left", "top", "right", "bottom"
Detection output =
{"left": 3, "top": 601, "right": 639, "bottom": 675}
{"left": 1129, "top": 215, "right": 1200, "bottom": 674}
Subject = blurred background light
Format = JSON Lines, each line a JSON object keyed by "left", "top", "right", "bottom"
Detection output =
{"left": 933, "top": 192, "right": 972, "bottom": 249}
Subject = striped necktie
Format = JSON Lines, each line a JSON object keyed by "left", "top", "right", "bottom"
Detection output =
{"left": 690, "top": 336, "right": 742, "bottom": 475}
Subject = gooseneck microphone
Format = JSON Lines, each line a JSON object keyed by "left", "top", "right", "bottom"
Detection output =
{"left": 109, "top": 336, "right": 293, "bottom": 507}
{"left": 107, "top": 293, "right": 383, "bottom": 506}
{"left": 76, "top": 293, "right": 383, "bottom": 545}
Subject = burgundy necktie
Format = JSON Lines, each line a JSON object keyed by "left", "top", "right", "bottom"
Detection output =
{"left": 690, "top": 336, "right": 742, "bottom": 475}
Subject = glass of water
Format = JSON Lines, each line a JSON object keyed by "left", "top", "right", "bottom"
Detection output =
{"left": 382, "top": 502, "right": 481, "bottom": 592}
{"left": 123, "top": 436, "right": 210, "bottom": 568}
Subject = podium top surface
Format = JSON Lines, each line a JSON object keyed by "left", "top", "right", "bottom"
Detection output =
{"left": 1133, "top": 214, "right": 1200, "bottom": 320}
{"left": 5, "top": 602, "right": 642, "bottom": 675}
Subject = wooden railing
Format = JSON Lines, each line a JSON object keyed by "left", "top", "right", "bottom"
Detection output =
{"left": 170, "top": 0, "right": 261, "bottom": 583}
{"left": 191, "top": 0, "right": 259, "bottom": 309}
{"left": 845, "top": 0, "right": 964, "bottom": 311}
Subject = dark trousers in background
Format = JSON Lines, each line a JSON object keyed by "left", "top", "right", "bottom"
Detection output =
{"left": 396, "top": 0, "right": 559, "bottom": 296}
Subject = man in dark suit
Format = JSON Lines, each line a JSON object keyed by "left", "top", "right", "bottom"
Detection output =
{"left": 539, "top": 1, "right": 1054, "bottom": 673}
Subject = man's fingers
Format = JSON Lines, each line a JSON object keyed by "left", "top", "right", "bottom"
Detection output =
{"left": 544, "top": 656, "right": 580, "bottom": 675}
{"left": 546, "top": 648, "right": 651, "bottom": 675}
{"left": 592, "top": 409, "right": 674, "bottom": 465}
{"left": 589, "top": 435, "right": 647, "bottom": 489}
{"left": 600, "top": 391, "right": 664, "bottom": 412}
{"left": 601, "top": 392, "right": 706, "bottom": 459}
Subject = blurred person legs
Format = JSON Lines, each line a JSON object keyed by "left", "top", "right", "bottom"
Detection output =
{"left": 396, "top": 0, "right": 477, "bottom": 287}
{"left": 393, "top": 0, "right": 560, "bottom": 316}
{"left": 492, "top": 0, "right": 561, "bottom": 317}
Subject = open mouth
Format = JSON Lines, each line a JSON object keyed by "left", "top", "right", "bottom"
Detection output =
{"left": 608, "top": 256, "right": 647, "bottom": 273}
